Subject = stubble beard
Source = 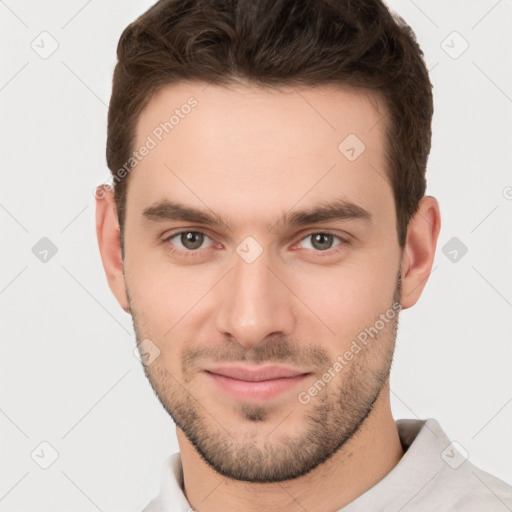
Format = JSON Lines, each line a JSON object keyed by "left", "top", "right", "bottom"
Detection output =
{"left": 130, "top": 278, "right": 401, "bottom": 483}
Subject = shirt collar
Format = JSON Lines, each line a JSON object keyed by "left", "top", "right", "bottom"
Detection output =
{"left": 151, "top": 418, "right": 449, "bottom": 512}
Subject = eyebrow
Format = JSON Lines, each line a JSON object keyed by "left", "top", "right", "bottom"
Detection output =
{"left": 141, "top": 197, "right": 372, "bottom": 231}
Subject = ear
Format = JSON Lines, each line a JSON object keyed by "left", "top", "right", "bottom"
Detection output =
{"left": 399, "top": 195, "right": 441, "bottom": 309}
{"left": 95, "top": 185, "right": 131, "bottom": 314}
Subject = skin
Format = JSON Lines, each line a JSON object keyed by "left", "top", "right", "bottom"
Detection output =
{"left": 96, "top": 81, "right": 441, "bottom": 511}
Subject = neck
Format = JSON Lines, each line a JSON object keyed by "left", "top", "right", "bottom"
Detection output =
{"left": 177, "top": 382, "right": 403, "bottom": 512}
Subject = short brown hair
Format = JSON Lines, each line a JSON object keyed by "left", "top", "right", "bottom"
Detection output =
{"left": 106, "top": 0, "right": 433, "bottom": 249}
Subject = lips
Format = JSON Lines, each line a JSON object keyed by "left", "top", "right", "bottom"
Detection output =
{"left": 203, "top": 364, "right": 312, "bottom": 402}
{"left": 205, "top": 364, "right": 309, "bottom": 382}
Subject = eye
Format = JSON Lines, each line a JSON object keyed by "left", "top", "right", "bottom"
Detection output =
{"left": 298, "top": 233, "right": 345, "bottom": 252}
{"left": 165, "top": 231, "right": 214, "bottom": 251}
{"left": 163, "top": 230, "right": 348, "bottom": 257}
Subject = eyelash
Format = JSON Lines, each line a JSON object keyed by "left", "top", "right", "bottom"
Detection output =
{"left": 162, "top": 230, "right": 350, "bottom": 258}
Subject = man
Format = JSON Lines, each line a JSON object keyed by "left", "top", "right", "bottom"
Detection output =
{"left": 95, "top": 0, "right": 512, "bottom": 510}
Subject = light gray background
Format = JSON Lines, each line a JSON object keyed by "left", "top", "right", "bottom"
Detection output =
{"left": 1, "top": 1, "right": 511, "bottom": 510}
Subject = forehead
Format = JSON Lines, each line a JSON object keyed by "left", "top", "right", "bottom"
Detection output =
{"left": 136, "top": 81, "right": 387, "bottom": 150}
{"left": 127, "top": 81, "right": 393, "bottom": 228}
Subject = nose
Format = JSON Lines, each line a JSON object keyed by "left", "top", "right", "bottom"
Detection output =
{"left": 214, "top": 245, "right": 296, "bottom": 349}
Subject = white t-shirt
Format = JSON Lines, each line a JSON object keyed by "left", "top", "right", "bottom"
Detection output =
{"left": 142, "top": 418, "right": 512, "bottom": 511}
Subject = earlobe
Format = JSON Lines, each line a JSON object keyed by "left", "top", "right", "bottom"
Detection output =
{"left": 95, "top": 185, "right": 131, "bottom": 314}
{"left": 399, "top": 196, "right": 441, "bottom": 309}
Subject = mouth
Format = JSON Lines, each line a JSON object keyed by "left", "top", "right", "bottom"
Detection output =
{"left": 203, "top": 364, "right": 312, "bottom": 402}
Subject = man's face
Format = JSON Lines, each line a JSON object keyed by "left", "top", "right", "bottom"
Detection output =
{"left": 123, "top": 82, "right": 403, "bottom": 482}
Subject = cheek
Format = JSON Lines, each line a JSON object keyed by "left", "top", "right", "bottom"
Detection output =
{"left": 124, "top": 251, "right": 198, "bottom": 339}
{"left": 285, "top": 253, "right": 399, "bottom": 346}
